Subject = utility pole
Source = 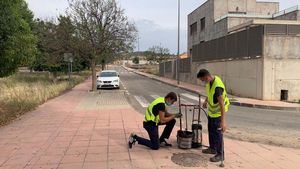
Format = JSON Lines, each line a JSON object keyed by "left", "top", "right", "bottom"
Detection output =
{"left": 177, "top": 0, "right": 181, "bottom": 85}
{"left": 138, "top": 36, "right": 140, "bottom": 54}
{"left": 138, "top": 36, "right": 140, "bottom": 70}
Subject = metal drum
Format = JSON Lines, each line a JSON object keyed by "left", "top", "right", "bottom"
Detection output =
{"left": 177, "top": 130, "right": 194, "bottom": 149}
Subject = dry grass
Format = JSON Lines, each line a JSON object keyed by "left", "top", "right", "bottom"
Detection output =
{"left": 0, "top": 71, "right": 90, "bottom": 125}
{"left": 130, "top": 64, "right": 159, "bottom": 75}
{"left": 140, "top": 68, "right": 159, "bottom": 75}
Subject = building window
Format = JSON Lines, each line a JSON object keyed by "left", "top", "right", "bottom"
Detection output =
{"left": 190, "top": 49, "right": 192, "bottom": 56}
{"left": 228, "top": 11, "right": 246, "bottom": 14}
{"left": 200, "top": 17, "right": 205, "bottom": 31}
{"left": 190, "top": 22, "right": 197, "bottom": 36}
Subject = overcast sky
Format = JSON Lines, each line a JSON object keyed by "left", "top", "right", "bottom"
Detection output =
{"left": 25, "top": 0, "right": 300, "bottom": 54}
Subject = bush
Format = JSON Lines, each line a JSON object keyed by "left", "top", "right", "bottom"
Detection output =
{"left": 133, "top": 56, "right": 139, "bottom": 64}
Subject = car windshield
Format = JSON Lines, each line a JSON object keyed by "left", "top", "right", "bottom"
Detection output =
{"left": 100, "top": 72, "right": 117, "bottom": 77}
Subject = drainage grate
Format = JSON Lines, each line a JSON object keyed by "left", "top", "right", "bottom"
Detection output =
{"left": 171, "top": 153, "right": 208, "bottom": 167}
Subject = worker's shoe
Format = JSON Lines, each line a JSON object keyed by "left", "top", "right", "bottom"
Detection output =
{"left": 209, "top": 154, "right": 224, "bottom": 162}
{"left": 202, "top": 148, "right": 216, "bottom": 154}
{"left": 128, "top": 133, "right": 137, "bottom": 149}
{"left": 160, "top": 139, "right": 172, "bottom": 147}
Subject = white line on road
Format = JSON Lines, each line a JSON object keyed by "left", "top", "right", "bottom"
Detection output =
{"left": 150, "top": 95, "right": 159, "bottom": 99}
{"left": 151, "top": 94, "right": 192, "bottom": 105}
{"left": 134, "top": 96, "right": 149, "bottom": 108}
{"left": 180, "top": 98, "right": 193, "bottom": 105}
{"left": 120, "top": 80, "right": 127, "bottom": 90}
{"left": 181, "top": 93, "right": 205, "bottom": 102}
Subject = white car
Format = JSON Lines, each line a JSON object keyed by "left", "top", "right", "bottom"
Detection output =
{"left": 97, "top": 70, "right": 120, "bottom": 89}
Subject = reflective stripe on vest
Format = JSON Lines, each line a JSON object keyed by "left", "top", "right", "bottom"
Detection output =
{"left": 205, "top": 76, "right": 230, "bottom": 118}
{"left": 144, "top": 97, "right": 165, "bottom": 125}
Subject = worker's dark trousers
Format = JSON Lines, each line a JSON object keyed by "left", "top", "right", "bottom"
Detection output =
{"left": 136, "top": 119, "right": 176, "bottom": 150}
{"left": 208, "top": 116, "right": 223, "bottom": 156}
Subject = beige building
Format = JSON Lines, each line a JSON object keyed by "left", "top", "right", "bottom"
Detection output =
{"left": 188, "top": 0, "right": 300, "bottom": 102}
{"left": 160, "top": 0, "right": 300, "bottom": 102}
{"left": 187, "top": 0, "right": 300, "bottom": 55}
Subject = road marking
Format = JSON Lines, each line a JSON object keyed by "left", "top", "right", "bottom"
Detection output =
{"left": 151, "top": 94, "right": 192, "bottom": 105}
{"left": 181, "top": 93, "right": 205, "bottom": 102}
{"left": 180, "top": 98, "right": 193, "bottom": 105}
{"left": 150, "top": 95, "right": 159, "bottom": 99}
{"left": 120, "top": 80, "right": 127, "bottom": 90}
{"left": 134, "top": 96, "right": 149, "bottom": 108}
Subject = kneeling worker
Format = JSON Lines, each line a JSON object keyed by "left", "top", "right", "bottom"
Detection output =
{"left": 128, "top": 92, "right": 182, "bottom": 150}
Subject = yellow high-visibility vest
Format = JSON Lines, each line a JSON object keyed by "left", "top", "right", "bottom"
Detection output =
{"left": 205, "top": 76, "right": 230, "bottom": 118}
{"left": 144, "top": 97, "right": 166, "bottom": 125}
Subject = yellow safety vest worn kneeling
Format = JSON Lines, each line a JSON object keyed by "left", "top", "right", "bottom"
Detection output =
{"left": 144, "top": 97, "right": 166, "bottom": 125}
{"left": 206, "top": 76, "right": 230, "bottom": 118}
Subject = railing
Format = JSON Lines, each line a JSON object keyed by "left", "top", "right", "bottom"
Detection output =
{"left": 215, "top": 13, "right": 272, "bottom": 22}
{"left": 272, "top": 5, "right": 300, "bottom": 18}
{"left": 192, "top": 25, "right": 264, "bottom": 62}
{"left": 214, "top": 5, "right": 300, "bottom": 22}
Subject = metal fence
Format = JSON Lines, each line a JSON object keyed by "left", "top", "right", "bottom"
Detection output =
{"left": 159, "top": 24, "right": 300, "bottom": 78}
{"left": 173, "top": 60, "right": 177, "bottom": 79}
{"left": 192, "top": 24, "right": 300, "bottom": 62}
{"left": 192, "top": 25, "right": 264, "bottom": 62}
{"left": 159, "top": 58, "right": 191, "bottom": 77}
{"left": 179, "top": 58, "right": 191, "bottom": 73}
{"left": 159, "top": 63, "right": 164, "bottom": 76}
{"left": 164, "top": 61, "right": 172, "bottom": 73}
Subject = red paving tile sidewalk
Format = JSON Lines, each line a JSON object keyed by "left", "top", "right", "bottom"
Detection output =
{"left": 123, "top": 66, "right": 300, "bottom": 111}
{"left": 0, "top": 78, "right": 299, "bottom": 169}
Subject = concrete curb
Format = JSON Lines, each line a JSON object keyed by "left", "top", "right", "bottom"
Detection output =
{"left": 230, "top": 102, "right": 300, "bottom": 111}
{"left": 122, "top": 66, "right": 300, "bottom": 111}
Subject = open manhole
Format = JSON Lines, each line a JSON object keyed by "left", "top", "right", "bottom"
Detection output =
{"left": 171, "top": 153, "right": 208, "bottom": 167}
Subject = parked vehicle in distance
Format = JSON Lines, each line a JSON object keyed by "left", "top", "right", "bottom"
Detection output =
{"left": 97, "top": 70, "right": 120, "bottom": 89}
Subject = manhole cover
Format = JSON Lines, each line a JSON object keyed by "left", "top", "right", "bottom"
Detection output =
{"left": 171, "top": 153, "right": 208, "bottom": 167}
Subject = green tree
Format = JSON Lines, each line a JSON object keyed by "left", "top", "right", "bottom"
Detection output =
{"left": 145, "top": 45, "right": 171, "bottom": 64}
{"left": 68, "top": 0, "right": 137, "bottom": 91}
{"left": 31, "top": 16, "right": 91, "bottom": 75}
{"left": 31, "top": 19, "right": 62, "bottom": 76}
{"left": 0, "top": 0, "right": 37, "bottom": 77}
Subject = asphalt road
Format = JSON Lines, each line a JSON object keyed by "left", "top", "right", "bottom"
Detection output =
{"left": 107, "top": 66, "right": 300, "bottom": 148}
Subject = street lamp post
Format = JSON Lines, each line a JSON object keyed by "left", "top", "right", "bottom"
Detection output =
{"left": 138, "top": 36, "right": 140, "bottom": 70}
{"left": 177, "top": 0, "right": 180, "bottom": 85}
{"left": 64, "top": 53, "right": 73, "bottom": 83}
{"left": 70, "top": 58, "right": 73, "bottom": 81}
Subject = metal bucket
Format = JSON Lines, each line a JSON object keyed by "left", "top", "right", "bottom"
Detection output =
{"left": 177, "top": 130, "right": 194, "bottom": 149}
{"left": 191, "top": 123, "right": 202, "bottom": 148}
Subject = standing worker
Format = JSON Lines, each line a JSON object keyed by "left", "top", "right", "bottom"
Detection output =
{"left": 128, "top": 92, "right": 182, "bottom": 150}
{"left": 197, "top": 69, "right": 230, "bottom": 162}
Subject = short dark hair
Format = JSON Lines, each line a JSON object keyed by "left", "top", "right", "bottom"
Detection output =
{"left": 197, "top": 69, "right": 210, "bottom": 78}
{"left": 165, "top": 92, "right": 177, "bottom": 101}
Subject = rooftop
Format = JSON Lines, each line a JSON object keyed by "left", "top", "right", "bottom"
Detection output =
{"left": 228, "top": 19, "right": 300, "bottom": 33}
{"left": 272, "top": 5, "right": 300, "bottom": 18}
{"left": 215, "top": 5, "right": 300, "bottom": 23}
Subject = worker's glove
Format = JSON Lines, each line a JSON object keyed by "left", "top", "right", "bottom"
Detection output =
{"left": 175, "top": 113, "right": 182, "bottom": 118}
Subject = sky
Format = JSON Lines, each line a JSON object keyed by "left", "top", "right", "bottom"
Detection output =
{"left": 25, "top": 0, "right": 300, "bottom": 54}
